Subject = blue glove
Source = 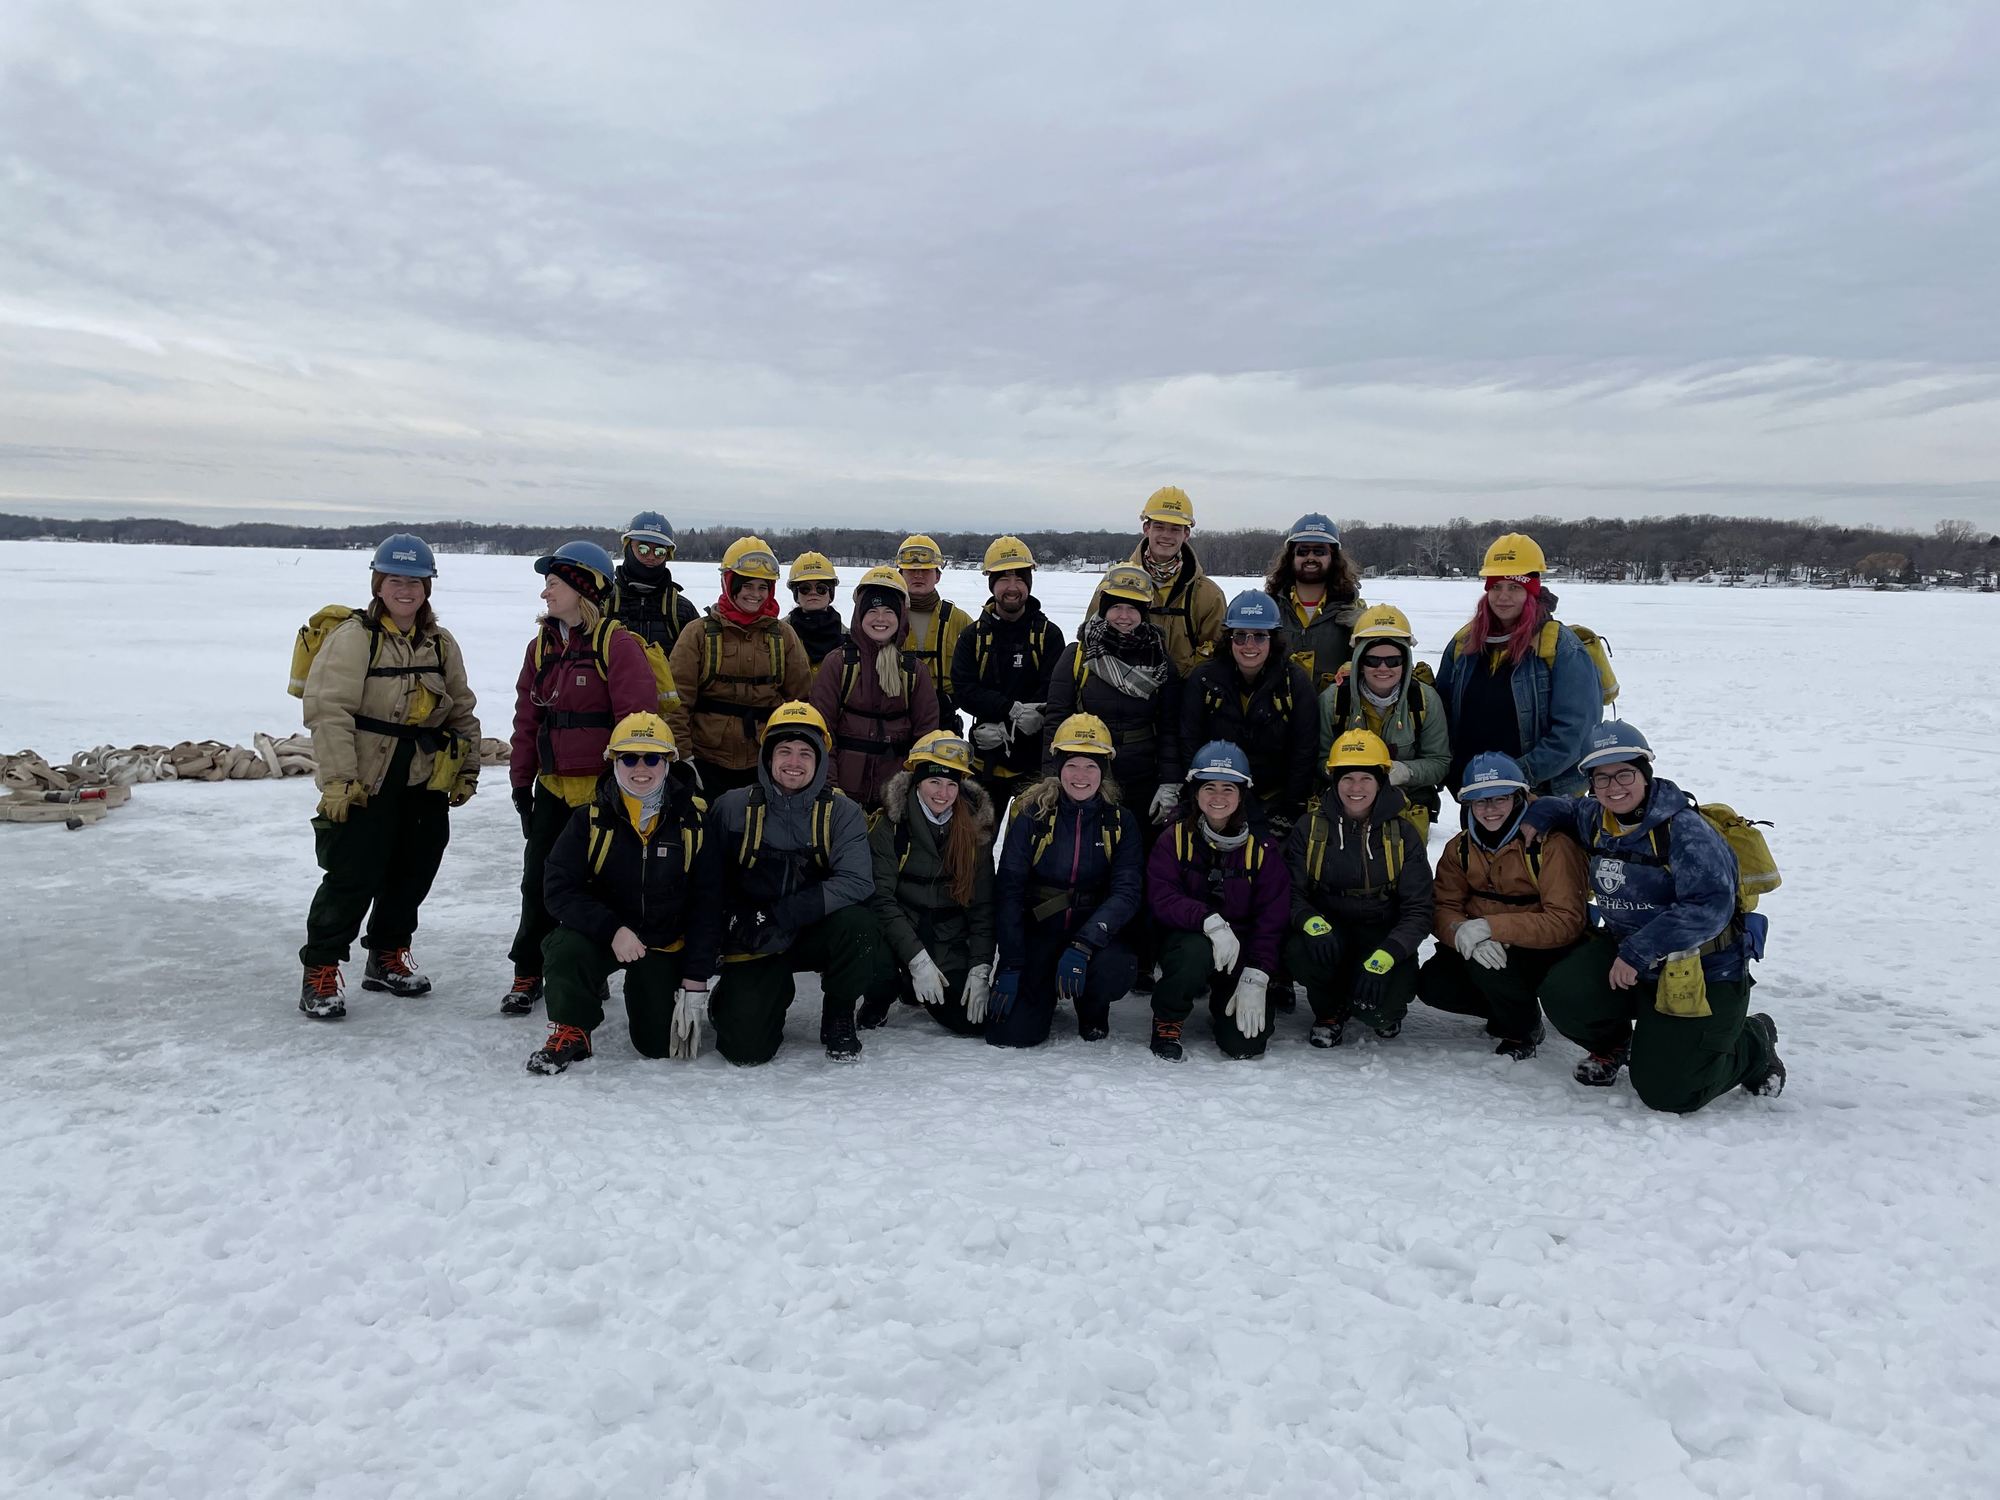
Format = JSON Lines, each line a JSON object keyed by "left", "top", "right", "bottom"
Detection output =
{"left": 1056, "top": 943, "right": 1091, "bottom": 1001}
{"left": 990, "top": 968, "right": 1022, "bottom": 1019}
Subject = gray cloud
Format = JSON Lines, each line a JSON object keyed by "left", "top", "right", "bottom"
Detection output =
{"left": 1, "top": 1, "right": 1995, "bottom": 531}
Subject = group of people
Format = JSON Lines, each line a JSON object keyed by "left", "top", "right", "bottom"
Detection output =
{"left": 293, "top": 491, "right": 1787, "bottom": 1114}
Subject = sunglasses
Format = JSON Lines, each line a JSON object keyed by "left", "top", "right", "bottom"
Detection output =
{"left": 794, "top": 582, "right": 834, "bottom": 596}
{"left": 628, "top": 542, "right": 673, "bottom": 560}
{"left": 1361, "top": 654, "right": 1402, "bottom": 669}
{"left": 1292, "top": 544, "right": 1335, "bottom": 558}
{"left": 1229, "top": 630, "right": 1270, "bottom": 645}
{"left": 617, "top": 753, "right": 667, "bottom": 768}
{"left": 1587, "top": 767, "right": 1642, "bottom": 790}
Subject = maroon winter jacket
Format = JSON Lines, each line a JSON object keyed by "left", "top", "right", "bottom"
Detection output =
{"left": 510, "top": 619, "right": 658, "bottom": 787}
{"left": 1145, "top": 818, "right": 1293, "bottom": 974}
{"left": 807, "top": 598, "right": 940, "bottom": 810}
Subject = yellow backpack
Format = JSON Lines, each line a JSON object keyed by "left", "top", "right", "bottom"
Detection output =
{"left": 1538, "top": 620, "right": 1618, "bottom": 706}
{"left": 1696, "top": 803, "right": 1782, "bottom": 913}
{"left": 288, "top": 606, "right": 367, "bottom": 697}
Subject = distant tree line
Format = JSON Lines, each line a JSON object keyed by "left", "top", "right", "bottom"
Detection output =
{"left": 2, "top": 510, "right": 1994, "bottom": 586}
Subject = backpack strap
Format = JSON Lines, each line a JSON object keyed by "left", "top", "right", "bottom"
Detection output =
{"left": 586, "top": 804, "right": 614, "bottom": 876}
{"left": 738, "top": 785, "right": 769, "bottom": 869}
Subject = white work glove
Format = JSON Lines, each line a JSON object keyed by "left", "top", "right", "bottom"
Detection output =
{"left": 1226, "top": 967, "right": 1270, "bottom": 1037}
{"left": 670, "top": 984, "right": 710, "bottom": 1060}
{"left": 1452, "top": 917, "right": 1494, "bottom": 961}
{"left": 963, "top": 963, "right": 992, "bottom": 1025}
{"left": 971, "top": 721, "right": 1010, "bottom": 750}
{"left": 1472, "top": 939, "right": 1509, "bottom": 970}
{"left": 1009, "top": 701, "right": 1045, "bottom": 736}
{"left": 908, "top": 950, "right": 947, "bottom": 1007}
{"left": 1149, "top": 783, "right": 1180, "bottom": 823}
{"left": 1202, "top": 912, "right": 1241, "bottom": 974}
{"left": 1387, "top": 760, "right": 1412, "bottom": 786}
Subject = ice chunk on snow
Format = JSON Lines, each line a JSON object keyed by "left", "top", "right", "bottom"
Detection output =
{"left": 1467, "top": 1369, "right": 1689, "bottom": 1485}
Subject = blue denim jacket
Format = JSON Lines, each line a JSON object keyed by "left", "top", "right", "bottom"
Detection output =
{"left": 1436, "top": 622, "right": 1601, "bottom": 794}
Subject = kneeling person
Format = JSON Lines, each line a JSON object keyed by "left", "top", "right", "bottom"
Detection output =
{"left": 1417, "top": 752, "right": 1588, "bottom": 1059}
{"left": 1284, "top": 730, "right": 1435, "bottom": 1046}
{"left": 862, "top": 732, "right": 997, "bottom": 1035}
{"left": 706, "top": 702, "right": 887, "bottom": 1063}
{"left": 529, "top": 714, "right": 718, "bottom": 1074}
{"left": 1145, "top": 741, "right": 1291, "bottom": 1060}
{"left": 1520, "top": 720, "right": 1786, "bottom": 1110}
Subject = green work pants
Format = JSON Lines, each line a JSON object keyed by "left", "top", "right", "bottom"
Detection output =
{"left": 301, "top": 741, "right": 450, "bottom": 966}
{"left": 1540, "top": 931, "right": 1772, "bottom": 1114}
{"left": 710, "top": 905, "right": 887, "bottom": 1065}
{"left": 1152, "top": 929, "right": 1270, "bottom": 1058}
{"left": 541, "top": 927, "right": 689, "bottom": 1058}
{"left": 1282, "top": 921, "right": 1418, "bottom": 1033}
{"left": 1417, "top": 944, "right": 1571, "bottom": 1041}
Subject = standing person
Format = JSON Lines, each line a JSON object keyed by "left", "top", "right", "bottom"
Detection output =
{"left": 989, "top": 714, "right": 1143, "bottom": 1048}
{"left": 1266, "top": 513, "right": 1366, "bottom": 691}
{"left": 1317, "top": 605, "right": 1451, "bottom": 837}
{"left": 297, "top": 534, "right": 480, "bottom": 1019}
{"left": 897, "top": 534, "right": 975, "bottom": 731}
{"left": 1043, "top": 562, "right": 1183, "bottom": 826}
{"left": 504, "top": 541, "right": 659, "bottom": 1016}
{"left": 606, "top": 511, "right": 699, "bottom": 654}
{"left": 704, "top": 703, "right": 888, "bottom": 1064}
{"left": 667, "top": 536, "right": 813, "bottom": 797}
{"left": 951, "top": 535, "right": 1065, "bottom": 811}
{"left": 784, "top": 551, "right": 845, "bottom": 667}
{"left": 809, "top": 566, "right": 941, "bottom": 811}
{"left": 525, "top": 713, "right": 719, "bottom": 1075}
{"left": 1417, "top": 752, "right": 1588, "bottom": 1060}
{"left": 1144, "top": 742, "right": 1291, "bottom": 1061}
{"left": 1179, "top": 590, "right": 1318, "bottom": 835}
{"left": 1435, "top": 533, "right": 1600, "bottom": 794}
{"left": 860, "top": 732, "right": 997, "bottom": 1036}
{"left": 1087, "top": 486, "right": 1226, "bottom": 674}
{"left": 1284, "top": 731, "right": 1435, "bottom": 1048}
{"left": 1519, "top": 721, "right": 1787, "bottom": 1109}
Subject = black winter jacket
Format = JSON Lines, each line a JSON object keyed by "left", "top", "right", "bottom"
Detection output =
{"left": 1284, "top": 785, "right": 1435, "bottom": 961}
{"left": 1179, "top": 655, "right": 1318, "bottom": 816}
{"left": 544, "top": 770, "right": 721, "bottom": 973}
{"left": 994, "top": 779, "right": 1144, "bottom": 968}
{"left": 1040, "top": 639, "right": 1182, "bottom": 793}
{"left": 951, "top": 599, "right": 1066, "bottom": 783}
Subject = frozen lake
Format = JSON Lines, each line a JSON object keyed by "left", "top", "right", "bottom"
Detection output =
{"left": 2, "top": 539, "right": 1996, "bottom": 1498}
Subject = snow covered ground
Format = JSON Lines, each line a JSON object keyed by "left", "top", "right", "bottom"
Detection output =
{"left": 3, "top": 538, "right": 1996, "bottom": 1498}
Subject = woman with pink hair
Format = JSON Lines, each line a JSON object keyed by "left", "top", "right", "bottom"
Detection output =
{"left": 1433, "top": 533, "right": 1601, "bottom": 796}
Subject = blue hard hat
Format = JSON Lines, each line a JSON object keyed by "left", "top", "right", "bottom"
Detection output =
{"left": 1458, "top": 752, "right": 1530, "bottom": 801}
{"left": 1287, "top": 513, "right": 1341, "bottom": 547}
{"left": 623, "top": 511, "right": 676, "bottom": 549}
{"left": 534, "top": 539, "right": 618, "bottom": 588}
{"left": 1187, "top": 740, "right": 1254, "bottom": 786}
{"left": 1577, "top": 719, "right": 1654, "bottom": 772}
{"left": 1223, "top": 590, "right": 1283, "bottom": 632}
{"left": 371, "top": 533, "right": 436, "bottom": 579}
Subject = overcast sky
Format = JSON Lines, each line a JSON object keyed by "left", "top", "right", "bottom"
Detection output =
{"left": 2, "top": 1, "right": 1993, "bottom": 534}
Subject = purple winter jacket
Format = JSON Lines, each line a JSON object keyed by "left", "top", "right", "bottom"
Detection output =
{"left": 1146, "top": 820, "right": 1293, "bottom": 974}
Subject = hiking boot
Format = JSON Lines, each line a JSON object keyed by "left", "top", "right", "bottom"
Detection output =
{"left": 856, "top": 992, "right": 895, "bottom": 1030}
{"left": 500, "top": 974, "right": 542, "bottom": 1015}
{"left": 526, "top": 1023, "right": 592, "bottom": 1075}
{"left": 1149, "top": 1018, "right": 1184, "bottom": 1062}
{"left": 1370, "top": 1017, "right": 1402, "bottom": 1040}
{"left": 1309, "top": 1019, "right": 1344, "bottom": 1049}
{"left": 1574, "top": 1046, "right": 1628, "bottom": 1087}
{"left": 1076, "top": 1013, "right": 1110, "bottom": 1042}
{"left": 362, "top": 947, "right": 431, "bottom": 997}
{"left": 1742, "top": 1014, "right": 1786, "bottom": 1097}
{"left": 1269, "top": 978, "right": 1297, "bottom": 1013}
{"left": 1494, "top": 1021, "right": 1545, "bottom": 1061}
{"left": 821, "top": 1014, "right": 862, "bottom": 1061}
{"left": 299, "top": 963, "right": 346, "bottom": 1020}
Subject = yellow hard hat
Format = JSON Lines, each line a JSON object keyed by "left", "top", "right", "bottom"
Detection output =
{"left": 1326, "top": 728, "right": 1392, "bottom": 773}
{"left": 897, "top": 534, "right": 944, "bottom": 569}
{"left": 722, "top": 536, "right": 782, "bottom": 582}
{"left": 788, "top": 551, "right": 838, "bottom": 587}
{"left": 1140, "top": 486, "right": 1196, "bottom": 527}
{"left": 759, "top": 700, "right": 829, "bottom": 745}
{"left": 982, "top": 535, "right": 1035, "bottom": 575}
{"left": 856, "top": 564, "right": 910, "bottom": 596}
{"left": 906, "top": 730, "right": 976, "bottom": 777}
{"left": 1351, "top": 604, "right": 1415, "bottom": 643}
{"left": 1049, "top": 712, "right": 1116, "bottom": 758}
{"left": 605, "top": 712, "right": 679, "bottom": 760}
{"left": 1479, "top": 533, "right": 1547, "bottom": 577}
{"left": 1098, "top": 562, "right": 1154, "bottom": 606}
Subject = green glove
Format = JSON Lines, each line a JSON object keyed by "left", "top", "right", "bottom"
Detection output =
{"left": 1362, "top": 948, "right": 1395, "bottom": 975}
{"left": 1302, "top": 915, "right": 1333, "bottom": 937}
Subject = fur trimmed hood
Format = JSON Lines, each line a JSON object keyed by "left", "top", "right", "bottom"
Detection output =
{"left": 879, "top": 769, "right": 995, "bottom": 837}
